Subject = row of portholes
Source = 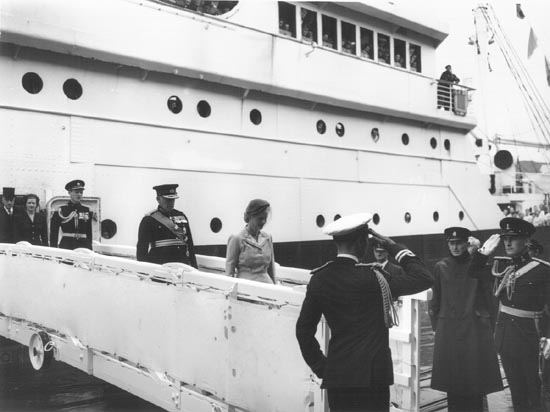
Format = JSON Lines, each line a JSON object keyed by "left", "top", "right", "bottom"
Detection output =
{"left": 101, "top": 210, "right": 466, "bottom": 238}
{"left": 22, "top": 72, "right": 83, "bottom": 100}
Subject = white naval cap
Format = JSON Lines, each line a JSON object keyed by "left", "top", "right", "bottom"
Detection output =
{"left": 322, "top": 212, "right": 373, "bottom": 237}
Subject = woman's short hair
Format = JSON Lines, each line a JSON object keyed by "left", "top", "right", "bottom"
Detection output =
{"left": 244, "top": 198, "right": 270, "bottom": 223}
{"left": 24, "top": 194, "right": 40, "bottom": 205}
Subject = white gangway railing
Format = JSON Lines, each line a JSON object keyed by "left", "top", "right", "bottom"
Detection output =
{"left": 0, "top": 243, "right": 427, "bottom": 412}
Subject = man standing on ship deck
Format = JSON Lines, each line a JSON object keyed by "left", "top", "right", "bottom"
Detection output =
{"left": 49, "top": 180, "right": 93, "bottom": 250}
{"left": 469, "top": 217, "right": 550, "bottom": 412}
{"left": 295, "top": 213, "right": 433, "bottom": 412}
{"left": 429, "top": 227, "right": 502, "bottom": 412}
{"left": 0, "top": 187, "right": 16, "bottom": 243}
{"left": 136, "top": 184, "right": 197, "bottom": 268}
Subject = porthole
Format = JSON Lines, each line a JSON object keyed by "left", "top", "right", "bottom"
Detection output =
{"left": 197, "top": 100, "right": 211, "bottom": 118}
{"left": 334, "top": 214, "right": 341, "bottom": 221}
{"left": 404, "top": 212, "right": 411, "bottom": 223}
{"left": 316, "top": 120, "right": 326, "bottom": 134}
{"left": 433, "top": 211, "right": 439, "bottom": 222}
{"left": 459, "top": 211, "right": 465, "bottom": 221}
{"left": 401, "top": 133, "right": 409, "bottom": 145}
{"left": 167, "top": 96, "right": 182, "bottom": 114}
{"left": 371, "top": 128, "right": 380, "bottom": 143}
{"left": 63, "top": 78, "right": 83, "bottom": 100}
{"left": 444, "top": 139, "right": 451, "bottom": 150}
{"left": 335, "top": 123, "right": 345, "bottom": 137}
{"left": 250, "top": 109, "right": 262, "bottom": 125}
{"left": 316, "top": 215, "right": 325, "bottom": 228}
{"left": 430, "top": 137, "right": 437, "bottom": 149}
{"left": 22, "top": 72, "right": 43, "bottom": 94}
{"left": 210, "top": 217, "right": 222, "bottom": 233}
{"left": 372, "top": 213, "right": 380, "bottom": 225}
{"left": 100, "top": 219, "right": 117, "bottom": 239}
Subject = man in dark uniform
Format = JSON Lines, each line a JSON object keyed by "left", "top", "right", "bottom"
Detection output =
{"left": 438, "top": 64, "right": 460, "bottom": 110}
{"left": 372, "top": 240, "right": 405, "bottom": 278}
{"left": 430, "top": 227, "right": 502, "bottom": 412}
{"left": 295, "top": 213, "right": 433, "bottom": 412}
{"left": 136, "top": 184, "right": 197, "bottom": 268}
{"left": 470, "top": 217, "right": 550, "bottom": 412}
{"left": 49, "top": 180, "right": 93, "bottom": 250}
{"left": 0, "top": 187, "right": 16, "bottom": 243}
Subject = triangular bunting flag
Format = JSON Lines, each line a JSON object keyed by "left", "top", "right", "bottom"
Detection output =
{"left": 528, "top": 28, "right": 538, "bottom": 58}
{"left": 516, "top": 3, "right": 525, "bottom": 19}
{"left": 545, "top": 57, "right": 550, "bottom": 86}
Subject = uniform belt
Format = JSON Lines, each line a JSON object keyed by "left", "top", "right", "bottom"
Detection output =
{"left": 500, "top": 304, "right": 544, "bottom": 319}
{"left": 62, "top": 233, "right": 88, "bottom": 239}
{"left": 151, "top": 239, "right": 184, "bottom": 248}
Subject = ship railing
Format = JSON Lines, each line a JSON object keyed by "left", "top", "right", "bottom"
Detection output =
{"left": 435, "top": 80, "right": 474, "bottom": 116}
{"left": 0, "top": 242, "right": 428, "bottom": 412}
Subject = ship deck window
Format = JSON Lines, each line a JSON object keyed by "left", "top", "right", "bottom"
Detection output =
{"left": 444, "top": 139, "right": 451, "bottom": 150}
{"left": 410, "top": 43, "right": 422, "bottom": 73}
{"left": 433, "top": 211, "right": 439, "bottom": 222}
{"left": 404, "top": 212, "right": 411, "bottom": 223}
{"left": 278, "top": 2, "right": 296, "bottom": 38}
{"left": 394, "top": 39, "right": 406, "bottom": 68}
{"left": 197, "top": 100, "right": 211, "bottom": 117}
{"left": 341, "top": 21, "right": 356, "bottom": 55}
{"left": 63, "top": 79, "right": 83, "bottom": 100}
{"left": 322, "top": 15, "right": 337, "bottom": 49}
{"left": 316, "top": 215, "right": 325, "bottom": 228}
{"left": 430, "top": 137, "right": 437, "bottom": 149}
{"left": 22, "top": 72, "right": 43, "bottom": 94}
{"left": 301, "top": 8, "right": 317, "bottom": 43}
{"left": 372, "top": 213, "right": 380, "bottom": 225}
{"left": 371, "top": 128, "right": 380, "bottom": 142}
{"left": 360, "top": 28, "right": 374, "bottom": 60}
{"left": 167, "top": 96, "right": 182, "bottom": 114}
{"left": 459, "top": 211, "right": 465, "bottom": 221}
{"left": 316, "top": 120, "right": 326, "bottom": 134}
{"left": 377, "top": 34, "right": 390, "bottom": 64}
{"left": 401, "top": 133, "right": 409, "bottom": 145}
{"left": 101, "top": 219, "right": 117, "bottom": 239}
{"left": 250, "top": 109, "right": 262, "bottom": 125}
{"left": 210, "top": 217, "right": 222, "bottom": 233}
{"left": 334, "top": 214, "right": 341, "bottom": 221}
{"left": 336, "top": 122, "right": 345, "bottom": 137}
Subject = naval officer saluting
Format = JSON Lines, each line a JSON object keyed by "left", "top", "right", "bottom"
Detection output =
{"left": 469, "top": 217, "right": 550, "bottom": 412}
{"left": 296, "top": 213, "right": 432, "bottom": 412}
{"left": 136, "top": 184, "right": 197, "bottom": 268}
{"left": 49, "top": 180, "right": 93, "bottom": 250}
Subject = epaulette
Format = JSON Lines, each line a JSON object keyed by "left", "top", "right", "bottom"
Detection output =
{"left": 532, "top": 257, "right": 550, "bottom": 268}
{"left": 311, "top": 261, "right": 334, "bottom": 274}
{"left": 146, "top": 209, "right": 158, "bottom": 217}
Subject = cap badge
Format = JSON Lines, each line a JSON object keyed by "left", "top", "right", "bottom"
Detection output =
{"left": 452, "top": 231, "right": 457, "bottom": 237}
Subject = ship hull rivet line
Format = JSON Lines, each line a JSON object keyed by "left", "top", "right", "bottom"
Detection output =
{"left": 29, "top": 331, "right": 54, "bottom": 370}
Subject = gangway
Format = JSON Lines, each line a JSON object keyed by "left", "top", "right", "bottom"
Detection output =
{"left": 0, "top": 243, "right": 428, "bottom": 411}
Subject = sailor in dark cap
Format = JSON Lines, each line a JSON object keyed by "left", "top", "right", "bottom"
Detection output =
{"left": 296, "top": 213, "right": 432, "bottom": 412}
{"left": 430, "top": 227, "right": 502, "bottom": 412}
{"left": 0, "top": 187, "right": 16, "bottom": 243}
{"left": 50, "top": 180, "right": 93, "bottom": 250}
{"left": 136, "top": 184, "right": 197, "bottom": 268}
{"left": 469, "top": 217, "right": 550, "bottom": 411}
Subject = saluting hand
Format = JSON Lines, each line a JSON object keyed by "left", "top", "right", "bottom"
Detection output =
{"left": 467, "top": 236, "right": 481, "bottom": 255}
{"left": 368, "top": 228, "right": 396, "bottom": 247}
{"left": 479, "top": 234, "right": 501, "bottom": 256}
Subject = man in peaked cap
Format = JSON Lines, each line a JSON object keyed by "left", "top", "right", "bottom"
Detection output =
{"left": 469, "top": 217, "right": 550, "bottom": 411}
{"left": 296, "top": 213, "right": 432, "bottom": 412}
{"left": 430, "top": 227, "right": 502, "bottom": 412}
{"left": 371, "top": 240, "right": 405, "bottom": 279}
{"left": 136, "top": 184, "right": 197, "bottom": 268}
{"left": 50, "top": 180, "right": 93, "bottom": 250}
{"left": 0, "top": 187, "right": 16, "bottom": 243}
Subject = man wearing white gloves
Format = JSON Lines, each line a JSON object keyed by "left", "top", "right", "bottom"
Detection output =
{"left": 469, "top": 217, "right": 550, "bottom": 412}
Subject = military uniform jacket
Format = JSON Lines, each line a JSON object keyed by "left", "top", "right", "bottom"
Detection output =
{"left": 429, "top": 253, "right": 502, "bottom": 395}
{"left": 295, "top": 244, "right": 433, "bottom": 389}
{"left": 13, "top": 212, "right": 48, "bottom": 246}
{"left": 0, "top": 207, "right": 14, "bottom": 243}
{"left": 49, "top": 202, "right": 93, "bottom": 250}
{"left": 136, "top": 208, "right": 197, "bottom": 268}
{"left": 469, "top": 251, "right": 550, "bottom": 356}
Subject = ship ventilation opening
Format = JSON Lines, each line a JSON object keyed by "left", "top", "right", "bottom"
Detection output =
{"left": 63, "top": 79, "right": 83, "bottom": 100}
{"left": 433, "top": 211, "right": 439, "bottom": 222}
{"left": 430, "top": 137, "right": 437, "bottom": 149}
{"left": 334, "top": 214, "right": 341, "bottom": 221}
{"left": 101, "top": 219, "right": 117, "bottom": 240}
{"left": 371, "top": 128, "right": 380, "bottom": 142}
{"left": 401, "top": 133, "right": 409, "bottom": 145}
{"left": 250, "top": 109, "right": 262, "bottom": 125}
{"left": 22, "top": 72, "right": 43, "bottom": 94}
{"left": 316, "top": 120, "right": 326, "bottom": 134}
{"left": 404, "top": 212, "right": 411, "bottom": 223}
{"left": 444, "top": 139, "right": 451, "bottom": 151}
{"left": 372, "top": 213, "right": 380, "bottom": 225}
{"left": 167, "top": 96, "right": 182, "bottom": 114}
{"left": 197, "top": 100, "right": 211, "bottom": 118}
{"left": 335, "top": 123, "right": 345, "bottom": 137}
{"left": 210, "top": 218, "right": 222, "bottom": 233}
{"left": 316, "top": 215, "right": 325, "bottom": 228}
{"left": 459, "top": 211, "right": 465, "bottom": 221}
